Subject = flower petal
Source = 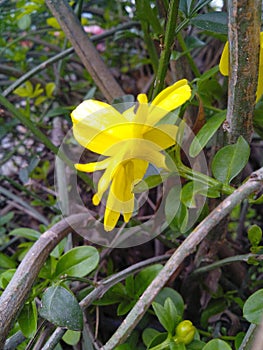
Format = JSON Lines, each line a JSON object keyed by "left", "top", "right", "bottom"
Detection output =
{"left": 133, "top": 94, "right": 149, "bottom": 124}
{"left": 73, "top": 124, "right": 122, "bottom": 155}
{"left": 71, "top": 100, "right": 127, "bottom": 154}
{"left": 147, "top": 79, "right": 191, "bottom": 125}
{"left": 84, "top": 123, "right": 151, "bottom": 155}
{"left": 71, "top": 99, "right": 126, "bottom": 126}
{"left": 74, "top": 157, "right": 110, "bottom": 172}
{"left": 144, "top": 124, "right": 178, "bottom": 149}
{"left": 104, "top": 207, "right": 120, "bottom": 231}
{"left": 219, "top": 41, "right": 229, "bottom": 76}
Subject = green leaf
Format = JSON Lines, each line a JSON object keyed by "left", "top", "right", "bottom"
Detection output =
{"left": 32, "top": 83, "right": 44, "bottom": 98}
{"left": 234, "top": 332, "right": 245, "bottom": 350}
{"left": 166, "top": 189, "right": 189, "bottom": 233}
{"left": 187, "top": 340, "right": 206, "bottom": 349}
{"left": 142, "top": 328, "right": 161, "bottom": 347}
{"left": 62, "top": 330, "right": 81, "bottom": 346}
{"left": 164, "top": 298, "right": 178, "bottom": 333}
{"left": 191, "top": 0, "right": 214, "bottom": 14}
{"left": 134, "top": 264, "right": 163, "bottom": 296}
{"left": 18, "top": 300, "right": 37, "bottom": 338}
{"left": 243, "top": 289, "right": 263, "bottom": 324}
{"left": 0, "top": 212, "right": 14, "bottom": 226}
{"left": 248, "top": 225, "right": 262, "bottom": 247}
{"left": 45, "top": 82, "right": 56, "bottom": 98}
{"left": 117, "top": 299, "right": 136, "bottom": 316}
{"left": 191, "top": 12, "right": 228, "bottom": 34}
{"left": 0, "top": 269, "right": 16, "bottom": 289}
{"left": 203, "top": 339, "right": 231, "bottom": 350}
{"left": 17, "top": 14, "right": 31, "bottom": 30}
{"left": 155, "top": 288, "right": 184, "bottom": 318}
{"left": 39, "top": 285, "right": 83, "bottom": 330}
{"left": 45, "top": 106, "right": 72, "bottom": 118}
{"left": 9, "top": 228, "right": 41, "bottom": 241}
{"left": 147, "top": 332, "right": 169, "bottom": 349}
{"left": 125, "top": 275, "right": 135, "bottom": 298}
{"left": 134, "top": 173, "right": 169, "bottom": 193}
{"left": 211, "top": 136, "right": 250, "bottom": 184}
{"left": 165, "top": 186, "right": 181, "bottom": 225}
{"left": 93, "top": 283, "right": 126, "bottom": 306}
{"left": 169, "top": 343, "right": 186, "bottom": 350}
{"left": 152, "top": 301, "right": 174, "bottom": 334}
{"left": 54, "top": 246, "right": 99, "bottom": 278}
{"left": 136, "top": 0, "right": 163, "bottom": 35}
{"left": 189, "top": 111, "right": 226, "bottom": 157}
{"left": 179, "top": 0, "right": 192, "bottom": 17}
{"left": 0, "top": 252, "right": 16, "bottom": 269}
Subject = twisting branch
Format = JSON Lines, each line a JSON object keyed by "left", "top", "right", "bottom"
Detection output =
{"left": 0, "top": 213, "right": 89, "bottom": 350}
{"left": 101, "top": 168, "right": 263, "bottom": 350}
{"left": 45, "top": 0, "right": 124, "bottom": 102}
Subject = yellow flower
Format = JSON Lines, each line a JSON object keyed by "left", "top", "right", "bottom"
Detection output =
{"left": 71, "top": 79, "right": 191, "bottom": 231}
{"left": 219, "top": 32, "right": 263, "bottom": 102}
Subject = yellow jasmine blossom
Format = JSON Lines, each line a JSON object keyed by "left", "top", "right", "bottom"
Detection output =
{"left": 71, "top": 79, "right": 191, "bottom": 231}
{"left": 219, "top": 32, "right": 263, "bottom": 102}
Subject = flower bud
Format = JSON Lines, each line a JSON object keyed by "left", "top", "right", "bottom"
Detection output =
{"left": 174, "top": 320, "right": 195, "bottom": 345}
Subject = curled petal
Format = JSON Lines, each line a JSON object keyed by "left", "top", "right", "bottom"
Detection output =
{"left": 74, "top": 157, "right": 111, "bottom": 172}
{"left": 104, "top": 207, "right": 120, "bottom": 231}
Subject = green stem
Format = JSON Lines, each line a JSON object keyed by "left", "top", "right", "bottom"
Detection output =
{"left": 192, "top": 253, "right": 263, "bottom": 275}
{"left": 177, "top": 32, "right": 200, "bottom": 77}
{"left": 177, "top": 163, "right": 234, "bottom": 195}
{"left": 152, "top": 0, "right": 180, "bottom": 98}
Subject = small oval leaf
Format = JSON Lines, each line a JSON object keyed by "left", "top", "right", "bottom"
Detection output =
{"left": 39, "top": 285, "right": 83, "bottom": 330}
{"left": 203, "top": 339, "right": 232, "bottom": 350}
{"left": 189, "top": 111, "right": 226, "bottom": 157}
{"left": 191, "top": 12, "right": 228, "bottom": 34}
{"left": 243, "top": 289, "right": 263, "bottom": 324}
{"left": 248, "top": 225, "right": 262, "bottom": 247}
{"left": 18, "top": 14, "right": 31, "bottom": 30}
{"left": 54, "top": 246, "right": 99, "bottom": 278}
{"left": 211, "top": 136, "right": 250, "bottom": 183}
{"left": 18, "top": 301, "right": 37, "bottom": 338}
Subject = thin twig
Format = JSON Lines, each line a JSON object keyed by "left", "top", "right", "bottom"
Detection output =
{"left": 2, "top": 21, "right": 138, "bottom": 98}
{"left": 41, "top": 254, "right": 171, "bottom": 350}
{"left": 101, "top": 168, "right": 263, "bottom": 350}
{"left": 0, "top": 213, "right": 90, "bottom": 349}
{"left": 192, "top": 253, "right": 263, "bottom": 276}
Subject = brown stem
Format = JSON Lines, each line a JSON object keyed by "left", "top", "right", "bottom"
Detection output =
{"left": 226, "top": 0, "right": 262, "bottom": 143}
{"left": 45, "top": 0, "right": 124, "bottom": 102}
{"left": 101, "top": 168, "right": 263, "bottom": 350}
{"left": 0, "top": 213, "right": 89, "bottom": 349}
